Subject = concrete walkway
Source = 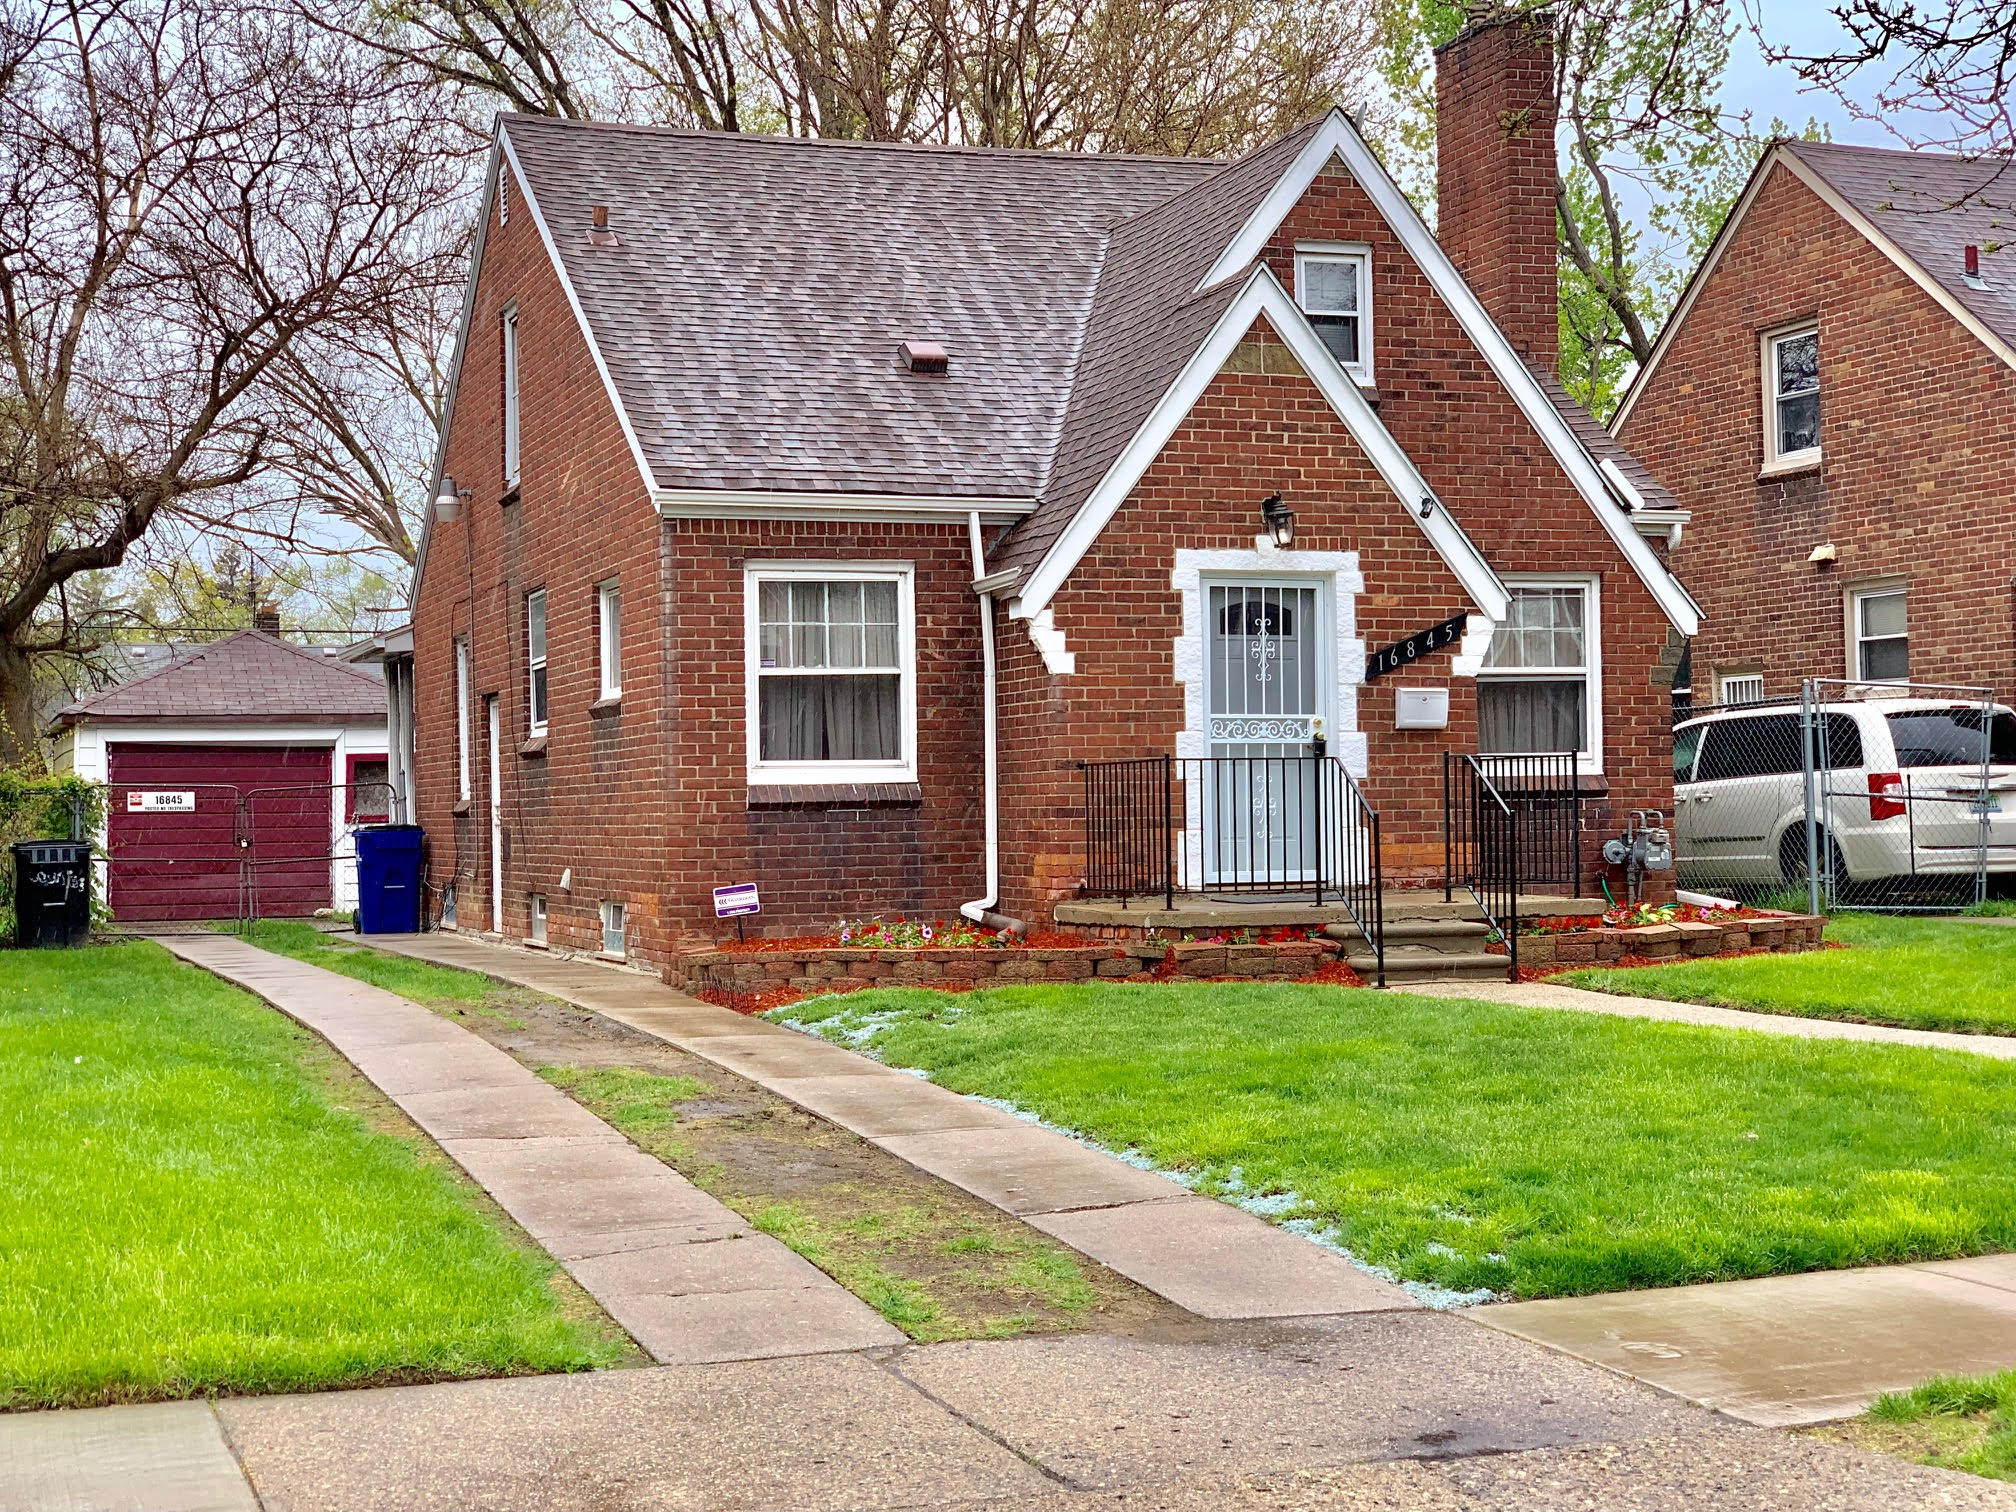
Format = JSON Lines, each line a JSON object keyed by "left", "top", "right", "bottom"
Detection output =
{"left": 358, "top": 932, "right": 1415, "bottom": 1321}
{"left": 157, "top": 934, "right": 902, "bottom": 1365}
{"left": 13, "top": 1311, "right": 2016, "bottom": 1511}
{"left": 1480, "top": 1255, "right": 2016, "bottom": 1428}
{"left": 1393, "top": 975, "right": 2016, "bottom": 1059}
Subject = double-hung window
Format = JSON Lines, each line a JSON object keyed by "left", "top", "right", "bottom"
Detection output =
{"left": 1294, "top": 246, "right": 1371, "bottom": 381}
{"left": 1763, "top": 324, "right": 1819, "bottom": 470}
{"left": 1851, "top": 586, "right": 1908, "bottom": 682}
{"left": 502, "top": 305, "right": 521, "bottom": 487}
{"left": 746, "top": 564, "right": 915, "bottom": 784}
{"left": 597, "top": 580, "right": 622, "bottom": 699}
{"left": 454, "top": 636, "right": 471, "bottom": 801}
{"left": 525, "top": 588, "right": 549, "bottom": 733}
{"left": 1477, "top": 580, "right": 1601, "bottom": 764}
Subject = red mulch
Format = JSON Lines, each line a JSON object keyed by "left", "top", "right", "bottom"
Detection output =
{"left": 712, "top": 930, "right": 1092, "bottom": 953}
{"left": 1524, "top": 903, "right": 1787, "bottom": 936}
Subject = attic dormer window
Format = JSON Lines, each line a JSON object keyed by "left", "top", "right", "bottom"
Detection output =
{"left": 1294, "top": 246, "right": 1371, "bottom": 382}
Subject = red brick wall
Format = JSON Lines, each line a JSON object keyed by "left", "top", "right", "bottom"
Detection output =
{"left": 1434, "top": 13, "right": 1560, "bottom": 366}
{"left": 1617, "top": 162, "right": 2016, "bottom": 706}
{"left": 411, "top": 167, "right": 985, "bottom": 961}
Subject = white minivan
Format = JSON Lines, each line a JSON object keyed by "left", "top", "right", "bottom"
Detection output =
{"left": 1672, "top": 698, "right": 2016, "bottom": 888}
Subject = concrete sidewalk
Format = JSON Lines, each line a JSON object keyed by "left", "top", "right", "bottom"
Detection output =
{"left": 14, "top": 1311, "right": 2016, "bottom": 1511}
{"left": 1394, "top": 975, "right": 2016, "bottom": 1059}
{"left": 157, "top": 934, "right": 902, "bottom": 1365}
{"left": 359, "top": 931, "right": 1415, "bottom": 1321}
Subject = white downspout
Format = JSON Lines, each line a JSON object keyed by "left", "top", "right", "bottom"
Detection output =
{"left": 960, "top": 511, "right": 1004, "bottom": 926}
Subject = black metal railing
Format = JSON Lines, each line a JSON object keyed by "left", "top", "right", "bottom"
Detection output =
{"left": 1474, "top": 752, "right": 1584, "bottom": 895}
{"left": 1080, "top": 754, "right": 1384, "bottom": 985}
{"left": 1443, "top": 753, "right": 1522, "bottom": 982}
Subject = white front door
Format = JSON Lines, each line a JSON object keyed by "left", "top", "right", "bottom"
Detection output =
{"left": 1203, "top": 581, "right": 1327, "bottom": 883}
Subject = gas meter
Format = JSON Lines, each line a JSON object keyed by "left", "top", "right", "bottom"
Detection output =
{"left": 1602, "top": 811, "right": 1672, "bottom": 903}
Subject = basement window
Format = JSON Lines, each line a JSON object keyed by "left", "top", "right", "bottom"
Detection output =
{"left": 600, "top": 900, "right": 627, "bottom": 957}
{"left": 1294, "top": 246, "right": 1371, "bottom": 382}
{"left": 528, "top": 893, "right": 547, "bottom": 945}
{"left": 746, "top": 564, "right": 916, "bottom": 785}
{"left": 1763, "top": 324, "right": 1819, "bottom": 471}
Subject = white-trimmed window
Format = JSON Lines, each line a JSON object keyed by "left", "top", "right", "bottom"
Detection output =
{"left": 525, "top": 588, "right": 549, "bottom": 733}
{"left": 600, "top": 900, "right": 626, "bottom": 957}
{"left": 746, "top": 563, "right": 916, "bottom": 784}
{"left": 528, "top": 893, "right": 546, "bottom": 944}
{"left": 454, "top": 636, "right": 471, "bottom": 801}
{"left": 1294, "top": 246, "right": 1371, "bottom": 381}
{"left": 1851, "top": 586, "right": 1908, "bottom": 682}
{"left": 502, "top": 305, "right": 521, "bottom": 487}
{"left": 1763, "top": 324, "right": 1819, "bottom": 470}
{"left": 597, "top": 580, "right": 622, "bottom": 699}
{"left": 1719, "top": 673, "right": 1765, "bottom": 705}
{"left": 1477, "top": 579, "right": 1601, "bottom": 764}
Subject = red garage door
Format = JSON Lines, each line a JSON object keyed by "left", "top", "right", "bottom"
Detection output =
{"left": 107, "top": 744, "right": 335, "bottom": 921}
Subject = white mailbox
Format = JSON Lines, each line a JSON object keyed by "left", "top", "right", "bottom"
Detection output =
{"left": 1393, "top": 686, "right": 1450, "bottom": 730}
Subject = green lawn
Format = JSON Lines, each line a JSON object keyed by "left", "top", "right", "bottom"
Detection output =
{"left": 0, "top": 941, "right": 620, "bottom": 1409}
{"left": 1811, "top": 1370, "right": 2016, "bottom": 1483}
{"left": 233, "top": 919, "right": 542, "bottom": 1026}
{"left": 1556, "top": 914, "right": 2016, "bottom": 1036}
{"left": 774, "top": 981, "right": 2016, "bottom": 1300}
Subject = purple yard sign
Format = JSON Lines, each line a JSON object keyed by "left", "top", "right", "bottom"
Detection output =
{"left": 713, "top": 883, "right": 761, "bottom": 919}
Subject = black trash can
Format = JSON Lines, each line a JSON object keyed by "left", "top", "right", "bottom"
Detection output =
{"left": 355, "top": 825, "right": 424, "bottom": 934}
{"left": 13, "top": 840, "right": 92, "bottom": 948}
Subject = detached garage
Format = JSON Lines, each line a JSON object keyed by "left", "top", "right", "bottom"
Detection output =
{"left": 51, "top": 630, "right": 390, "bottom": 922}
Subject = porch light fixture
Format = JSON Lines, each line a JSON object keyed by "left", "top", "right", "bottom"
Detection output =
{"left": 1260, "top": 493, "right": 1295, "bottom": 547}
{"left": 433, "top": 477, "right": 464, "bottom": 525}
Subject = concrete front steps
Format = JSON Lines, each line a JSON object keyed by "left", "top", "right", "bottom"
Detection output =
{"left": 1328, "top": 894, "right": 1599, "bottom": 984}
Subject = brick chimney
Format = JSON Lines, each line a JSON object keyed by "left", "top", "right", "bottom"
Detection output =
{"left": 1436, "top": 9, "right": 1559, "bottom": 366}
{"left": 252, "top": 602, "right": 281, "bottom": 635}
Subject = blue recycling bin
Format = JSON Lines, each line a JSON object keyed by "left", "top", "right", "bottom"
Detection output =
{"left": 355, "top": 825, "right": 424, "bottom": 934}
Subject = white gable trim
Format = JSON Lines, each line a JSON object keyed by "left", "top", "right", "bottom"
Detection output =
{"left": 1012, "top": 267, "right": 1510, "bottom": 634}
{"left": 498, "top": 129, "right": 659, "bottom": 498}
{"left": 1614, "top": 145, "right": 2016, "bottom": 431}
{"left": 1192, "top": 108, "right": 1699, "bottom": 636}
{"left": 656, "top": 487, "right": 1034, "bottom": 526}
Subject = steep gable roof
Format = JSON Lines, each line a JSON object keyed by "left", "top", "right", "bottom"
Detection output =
{"left": 1616, "top": 140, "right": 2016, "bottom": 429}
{"left": 53, "top": 631, "right": 385, "bottom": 727}
{"left": 499, "top": 117, "right": 1218, "bottom": 501}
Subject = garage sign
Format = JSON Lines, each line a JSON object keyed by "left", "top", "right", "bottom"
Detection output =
{"left": 126, "top": 790, "right": 197, "bottom": 812}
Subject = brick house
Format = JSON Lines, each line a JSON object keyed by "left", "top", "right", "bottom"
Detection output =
{"left": 408, "top": 12, "right": 1698, "bottom": 967}
{"left": 1614, "top": 140, "right": 2016, "bottom": 708}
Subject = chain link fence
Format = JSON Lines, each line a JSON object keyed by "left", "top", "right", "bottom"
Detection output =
{"left": 1672, "top": 680, "right": 2015, "bottom": 912}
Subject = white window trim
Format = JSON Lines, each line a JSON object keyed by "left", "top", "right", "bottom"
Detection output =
{"left": 600, "top": 899, "right": 627, "bottom": 958}
{"left": 1847, "top": 582, "right": 1908, "bottom": 685}
{"left": 502, "top": 303, "right": 521, "bottom": 488}
{"left": 1760, "top": 321, "right": 1820, "bottom": 475}
{"left": 454, "top": 636, "right": 471, "bottom": 802}
{"left": 525, "top": 587, "right": 549, "bottom": 734}
{"left": 597, "top": 580, "right": 622, "bottom": 699}
{"left": 1477, "top": 575, "right": 1604, "bottom": 772}
{"left": 744, "top": 561, "right": 917, "bottom": 786}
{"left": 1293, "top": 242, "right": 1373, "bottom": 385}
{"left": 527, "top": 893, "right": 546, "bottom": 945}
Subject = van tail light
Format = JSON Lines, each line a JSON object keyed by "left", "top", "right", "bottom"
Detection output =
{"left": 1869, "top": 772, "right": 1907, "bottom": 822}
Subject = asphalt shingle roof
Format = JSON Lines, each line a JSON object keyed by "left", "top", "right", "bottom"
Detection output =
{"left": 54, "top": 631, "right": 385, "bottom": 726}
{"left": 504, "top": 117, "right": 1218, "bottom": 500}
{"left": 1785, "top": 140, "right": 2016, "bottom": 352}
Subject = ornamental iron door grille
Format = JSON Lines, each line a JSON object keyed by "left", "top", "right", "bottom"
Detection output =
{"left": 1205, "top": 581, "right": 1324, "bottom": 885}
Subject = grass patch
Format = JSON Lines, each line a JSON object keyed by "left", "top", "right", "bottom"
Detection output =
{"left": 1808, "top": 1370, "right": 2016, "bottom": 1482}
{"left": 1556, "top": 913, "right": 2016, "bottom": 1036}
{"left": 775, "top": 981, "right": 2016, "bottom": 1300}
{"left": 1962, "top": 899, "right": 2016, "bottom": 918}
{"left": 544, "top": 1062, "right": 1100, "bottom": 1340}
{"left": 237, "top": 920, "right": 547, "bottom": 1028}
{"left": 0, "top": 941, "right": 621, "bottom": 1409}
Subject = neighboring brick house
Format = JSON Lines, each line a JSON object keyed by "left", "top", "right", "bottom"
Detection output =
{"left": 408, "top": 12, "right": 1699, "bottom": 965}
{"left": 1614, "top": 140, "right": 2016, "bottom": 708}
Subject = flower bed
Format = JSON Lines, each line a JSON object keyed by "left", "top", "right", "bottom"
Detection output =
{"left": 669, "top": 932, "right": 1349, "bottom": 1007}
{"left": 1519, "top": 906, "right": 1825, "bottom": 970}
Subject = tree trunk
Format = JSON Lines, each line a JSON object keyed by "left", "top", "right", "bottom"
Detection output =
{"left": 0, "top": 638, "right": 46, "bottom": 772}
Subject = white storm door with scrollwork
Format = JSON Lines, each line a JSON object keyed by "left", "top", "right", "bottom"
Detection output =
{"left": 1204, "top": 581, "right": 1325, "bottom": 884}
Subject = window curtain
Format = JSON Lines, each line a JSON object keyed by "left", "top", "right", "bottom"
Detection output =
{"left": 1478, "top": 680, "right": 1584, "bottom": 754}
{"left": 760, "top": 675, "right": 900, "bottom": 761}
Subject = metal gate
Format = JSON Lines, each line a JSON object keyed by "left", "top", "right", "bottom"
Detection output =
{"left": 1671, "top": 679, "right": 2012, "bottom": 911}
{"left": 105, "top": 776, "right": 394, "bottom": 925}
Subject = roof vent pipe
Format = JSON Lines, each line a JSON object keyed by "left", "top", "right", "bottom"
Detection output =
{"left": 900, "top": 340, "right": 949, "bottom": 374}
{"left": 588, "top": 204, "right": 618, "bottom": 246}
{"left": 1965, "top": 243, "right": 1984, "bottom": 286}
